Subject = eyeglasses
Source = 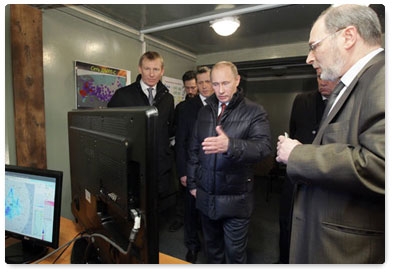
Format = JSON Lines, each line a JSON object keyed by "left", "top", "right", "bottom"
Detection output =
{"left": 308, "top": 27, "right": 345, "bottom": 52}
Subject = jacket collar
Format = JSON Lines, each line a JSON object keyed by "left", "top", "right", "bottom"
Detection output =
{"left": 313, "top": 50, "right": 385, "bottom": 144}
{"left": 135, "top": 74, "right": 169, "bottom": 94}
{"left": 206, "top": 87, "right": 244, "bottom": 110}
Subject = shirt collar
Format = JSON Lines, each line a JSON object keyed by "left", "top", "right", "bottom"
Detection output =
{"left": 341, "top": 48, "right": 383, "bottom": 87}
{"left": 140, "top": 80, "right": 157, "bottom": 92}
{"left": 199, "top": 94, "right": 208, "bottom": 105}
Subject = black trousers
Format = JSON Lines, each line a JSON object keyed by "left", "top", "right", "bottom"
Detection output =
{"left": 184, "top": 189, "right": 201, "bottom": 252}
{"left": 174, "top": 182, "right": 185, "bottom": 220}
{"left": 278, "top": 177, "right": 295, "bottom": 264}
{"left": 200, "top": 213, "right": 250, "bottom": 264}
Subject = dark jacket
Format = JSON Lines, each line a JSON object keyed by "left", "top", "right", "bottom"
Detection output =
{"left": 187, "top": 88, "right": 272, "bottom": 220}
{"left": 289, "top": 90, "right": 326, "bottom": 144}
{"left": 107, "top": 74, "right": 175, "bottom": 183}
{"left": 175, "top": 96, "right": 204, "bottom": 178}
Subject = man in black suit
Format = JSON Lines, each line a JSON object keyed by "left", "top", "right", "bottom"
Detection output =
{"left": 278, "top": 68, "right": 338, "bottom": 263}
{"left": 168, "top": 70, "right": 198, "bottom": 233}
{"left": 107, "top": 51, "right": 175, "bottom": 200}
{"left": 175, "top": 66, "right": 214, "bottom": 263}
{"left": 289, "top": 68, "right": 338, "bottom": 143}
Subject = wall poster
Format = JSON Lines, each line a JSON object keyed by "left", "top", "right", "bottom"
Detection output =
{"left": 75, "top": 61, "right": 131, "bottom": 109}
{"left": 162, "top": 76, "right": 185, "bottom": 107}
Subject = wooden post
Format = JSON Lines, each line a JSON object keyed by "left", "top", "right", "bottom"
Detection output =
{"left": 10, "top": 4, "right": 46, "bottom": 169}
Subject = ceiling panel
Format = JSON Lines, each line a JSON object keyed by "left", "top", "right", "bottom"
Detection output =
{"left": 29, "top": 4, "right": 385, "bottom": 79}
{"left": 30, "top": 4, "right": 385, "bottom": 56}
{"left": 149, "top": 4, "right": 331, "bottom": 55}
{"left": 78, "top": 4, "right": 332, "bottom": 55}
{"left": 82, "top": 4, "right": 222, "bottom": 30}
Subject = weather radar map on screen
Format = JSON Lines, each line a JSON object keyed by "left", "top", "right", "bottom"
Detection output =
{"left": 5, "top": 176, "right": 56, "bottom": 241}
{"left": 5, "top": 165, "right": 63, "bottom": 264}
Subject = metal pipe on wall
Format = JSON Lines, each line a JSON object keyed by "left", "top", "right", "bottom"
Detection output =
{"left": 140, "top": 4, "right": 290, "bottom": 34}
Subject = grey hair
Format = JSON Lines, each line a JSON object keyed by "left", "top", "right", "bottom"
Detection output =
{"left": 319, "top": 4, "right": 382, "bottom": 46}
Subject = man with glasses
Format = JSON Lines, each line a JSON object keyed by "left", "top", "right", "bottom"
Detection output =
{"left": 308, "top": 27, "right": 345, "bottom": 52}
{"left": 276, "top": 4, "right": 384, "bottom": 263}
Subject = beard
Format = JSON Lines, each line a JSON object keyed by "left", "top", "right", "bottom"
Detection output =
{"left": 185, "top": 93, "right": 196, "bottom": 100}
{"left": 319, "top": 46, "right": 345, "bottom": 81}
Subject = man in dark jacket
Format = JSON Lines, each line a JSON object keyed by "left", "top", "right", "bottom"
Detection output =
{"left": 168, "top": 70, "right": 199, "bottom": 234}
{"left": 174, "top": 67, "right": 214, "bottom": 263}
{"left": 107, "top": 51, "right": 175, "bottom": 198}
{"left": 187, "top": 61, "right": 272, "bottom": 263}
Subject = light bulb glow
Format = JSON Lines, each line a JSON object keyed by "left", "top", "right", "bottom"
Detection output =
{"left": 210, "top": 17, "right": 240, "bottom": 36}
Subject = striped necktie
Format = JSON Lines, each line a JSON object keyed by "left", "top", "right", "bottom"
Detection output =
{"left": 321, "top": 81, "right": 345, "bottom": 119}
{"left": 217, "top": 103, "right": 226, "bottom": 124}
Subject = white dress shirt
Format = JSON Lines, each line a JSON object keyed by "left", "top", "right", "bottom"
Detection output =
{"left": 140, "top": 80, "right": 157, "bottom": 99}
{"left": 329, "top": 48, "right": 384, "bottom": 114}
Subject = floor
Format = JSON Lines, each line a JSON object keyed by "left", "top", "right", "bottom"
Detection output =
{"left": 158, "top": 175, "right": 284, "bottom": 264}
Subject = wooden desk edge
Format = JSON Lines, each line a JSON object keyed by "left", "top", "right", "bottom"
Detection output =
{"left": 43, "top": 217, "right": 189, "bottom": 264}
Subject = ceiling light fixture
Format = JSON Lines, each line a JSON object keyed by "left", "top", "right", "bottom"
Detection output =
{"left": 210, "top": 16, "right": 240, "bottom": 36}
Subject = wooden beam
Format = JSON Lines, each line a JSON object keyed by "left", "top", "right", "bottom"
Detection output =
{"left": 10, "top": 4, "right": 46, "bottom": 169}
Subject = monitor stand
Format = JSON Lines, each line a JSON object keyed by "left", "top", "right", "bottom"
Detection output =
{"left": 5, "top": 240, "right": 48, "bottom": 264}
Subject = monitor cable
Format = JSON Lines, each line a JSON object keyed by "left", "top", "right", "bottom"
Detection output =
{"left": 33, "top": 209, "right": 142, "bottom": 264}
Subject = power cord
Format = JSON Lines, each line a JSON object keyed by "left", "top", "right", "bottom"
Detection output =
{"left": 33, "top": 231, "right": 84, "bottom": 264}
{"left": 33, "top": 209, "right": 143, "bottom": 264}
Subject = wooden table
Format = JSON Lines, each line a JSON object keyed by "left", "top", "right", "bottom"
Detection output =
{"left": 6, "top": 217, "right": 189, "bottom": 264}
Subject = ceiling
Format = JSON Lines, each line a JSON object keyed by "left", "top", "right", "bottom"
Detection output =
{"left": 79, "top": 4, "right": 331, "bottom": 55}
{"left": 31, "top": 4, "right": 385, "bottom": 80}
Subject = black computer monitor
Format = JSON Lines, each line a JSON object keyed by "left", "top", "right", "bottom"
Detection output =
{"left": 5, "top": 164, "right": 63, "bottom": 264}
{"left": 68, "top": 106, "right": 159, "bottom": 263}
